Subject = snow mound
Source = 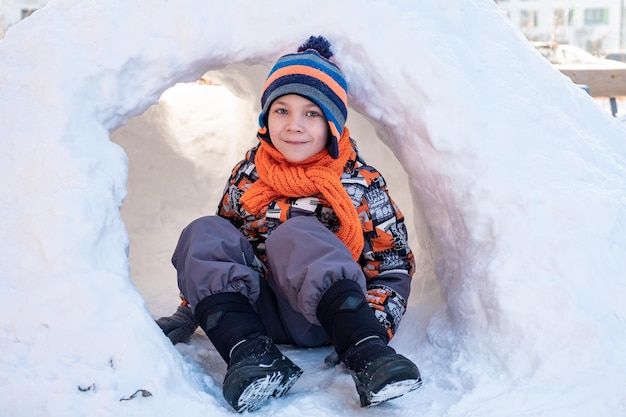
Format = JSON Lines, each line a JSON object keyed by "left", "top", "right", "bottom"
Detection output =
{"left": 1, "top": 1, "right": 625, "bottom": 416}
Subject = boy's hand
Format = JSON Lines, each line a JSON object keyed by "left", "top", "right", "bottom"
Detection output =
{"left": 155, "top": 305, "right": 198, "bottom": 344}
{"left": 366, "top": 285, "right": 407, "bottom": 340}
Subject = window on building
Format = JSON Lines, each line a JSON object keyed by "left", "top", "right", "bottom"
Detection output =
{"left": 584, "top": 8, "right": 608, "bottom": 25}
{"left": 520, "top": 9, "right": 538, "bottom": 28}
{"left": 554, "top": 8, "right": 574, "bottom": 27}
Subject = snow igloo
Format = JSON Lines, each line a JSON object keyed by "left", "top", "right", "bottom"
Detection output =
{"left": 1, "top": 1, "right": 626, "bottom": 416}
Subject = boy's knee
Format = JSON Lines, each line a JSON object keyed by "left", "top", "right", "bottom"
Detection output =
{"left": 184, "top": 215, "right": 231, "bottom": 235}
{"left": 177, "top": 216, "right": 243, "bottom": 251}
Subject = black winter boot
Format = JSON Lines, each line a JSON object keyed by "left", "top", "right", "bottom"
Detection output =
{"left": 343, "top": 336, "right": 422, "bottom": 406}
{"left": 317, "top": 280, "right": 422, "bottom": 407}
{"left": 195, "top": 292, "right": 302, "bottom": 413}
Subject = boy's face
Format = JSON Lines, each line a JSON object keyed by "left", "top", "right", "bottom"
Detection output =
{"left": 267, "top": 94, "right": 329, "bottom": 162}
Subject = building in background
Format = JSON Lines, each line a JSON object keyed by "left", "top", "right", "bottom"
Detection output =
{"left": 0, "top": 0, "right": 49, "bottom": 38}
{"left": 495, "top": 0, "right": 625, "bottom": 54}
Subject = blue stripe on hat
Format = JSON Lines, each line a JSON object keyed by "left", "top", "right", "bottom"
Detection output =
{"left": 261, "top": 74, "right": 347, "bottom": 123}
{"left": 268, "top": 52, "right": 347, "bottom": 90}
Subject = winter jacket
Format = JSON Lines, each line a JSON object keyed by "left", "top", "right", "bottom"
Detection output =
{"left": 217, "top": 138, "right": 415, "bottom": 301}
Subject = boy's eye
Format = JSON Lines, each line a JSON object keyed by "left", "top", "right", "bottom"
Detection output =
{"left": 306, "top": 110, "right": 321, "bottom": 117}
{"left": 275, "top": 108, "right": 287, "bottom": 114}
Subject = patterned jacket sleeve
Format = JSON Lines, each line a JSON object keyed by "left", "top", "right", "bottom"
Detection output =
{"left": 216, "top": 157, "right": 248, "bottom": 228}
{"left": 356, "top": 165, "right": 415, "bottom": 302}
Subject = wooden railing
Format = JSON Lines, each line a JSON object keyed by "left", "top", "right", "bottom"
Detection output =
{"left": 555, "top": 65, "right": 626, "bottom": 116}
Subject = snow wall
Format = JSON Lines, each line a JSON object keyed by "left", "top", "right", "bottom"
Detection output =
{"left": 1, "top": 1, "right": 625, "bottom": 416}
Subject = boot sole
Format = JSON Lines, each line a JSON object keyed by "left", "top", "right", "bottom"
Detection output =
{"left": 353, "top": 354, "right": 422, "bottom": 407}
{"left": 368, "top": 377, "right": 422, "bottom": 406}
{"left": 224, "top": 359, "right": 303, "bottom": 413}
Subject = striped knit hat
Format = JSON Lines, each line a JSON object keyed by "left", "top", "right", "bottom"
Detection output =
{"left": 258, "top": 36, "right": 348, "bottom": 159}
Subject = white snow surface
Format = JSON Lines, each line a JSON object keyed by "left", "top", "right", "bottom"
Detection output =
{"left": 1, "top": 1, "right": 625, "bottom": 416}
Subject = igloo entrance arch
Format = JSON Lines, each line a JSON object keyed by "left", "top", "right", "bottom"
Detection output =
{"left": 111, "top": 62, "right": 437, "bottom": 319}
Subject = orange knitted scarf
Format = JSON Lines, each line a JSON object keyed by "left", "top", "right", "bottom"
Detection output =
{"left": 241, "top": 127, "right": 364, "bottom": 261}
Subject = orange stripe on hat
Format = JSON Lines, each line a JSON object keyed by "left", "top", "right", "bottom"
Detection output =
{"left": 263, "top": 64, "right": 348, "bottom": 104}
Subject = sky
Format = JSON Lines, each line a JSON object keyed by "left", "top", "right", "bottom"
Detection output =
{"left": 1, "top": 1, "right": 625, "bottom": 416}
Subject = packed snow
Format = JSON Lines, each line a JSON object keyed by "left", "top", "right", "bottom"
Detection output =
{"left": 1, "top": 1, "right": 625, "bottom": 416}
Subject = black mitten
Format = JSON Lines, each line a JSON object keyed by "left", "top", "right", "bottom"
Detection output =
{"left": 366, "top": 284, "right": 407, "bottom": 340}
{"left": 156, "top": 305, "right": 198, "bottom": 344}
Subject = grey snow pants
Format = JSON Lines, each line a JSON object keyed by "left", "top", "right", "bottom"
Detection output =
{"left": 171, "top": 215, "right": 367, "bottom": 347}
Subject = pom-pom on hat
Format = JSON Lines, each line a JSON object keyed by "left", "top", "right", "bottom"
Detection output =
{"left": 258, "top": 36, "right": 348, "bottom": 159}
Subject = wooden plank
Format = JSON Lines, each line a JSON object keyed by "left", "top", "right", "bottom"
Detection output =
{"left": 554, "top": 66, "right": 626, "bottom": 98}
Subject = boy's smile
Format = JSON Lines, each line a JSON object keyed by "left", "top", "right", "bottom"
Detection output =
{"left": 267, "top": 94, "right": 329, "bottom": 162}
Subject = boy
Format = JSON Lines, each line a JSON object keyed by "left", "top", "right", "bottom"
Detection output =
{"left": 157, "top": 35, "right": 422, "bottom": 412}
